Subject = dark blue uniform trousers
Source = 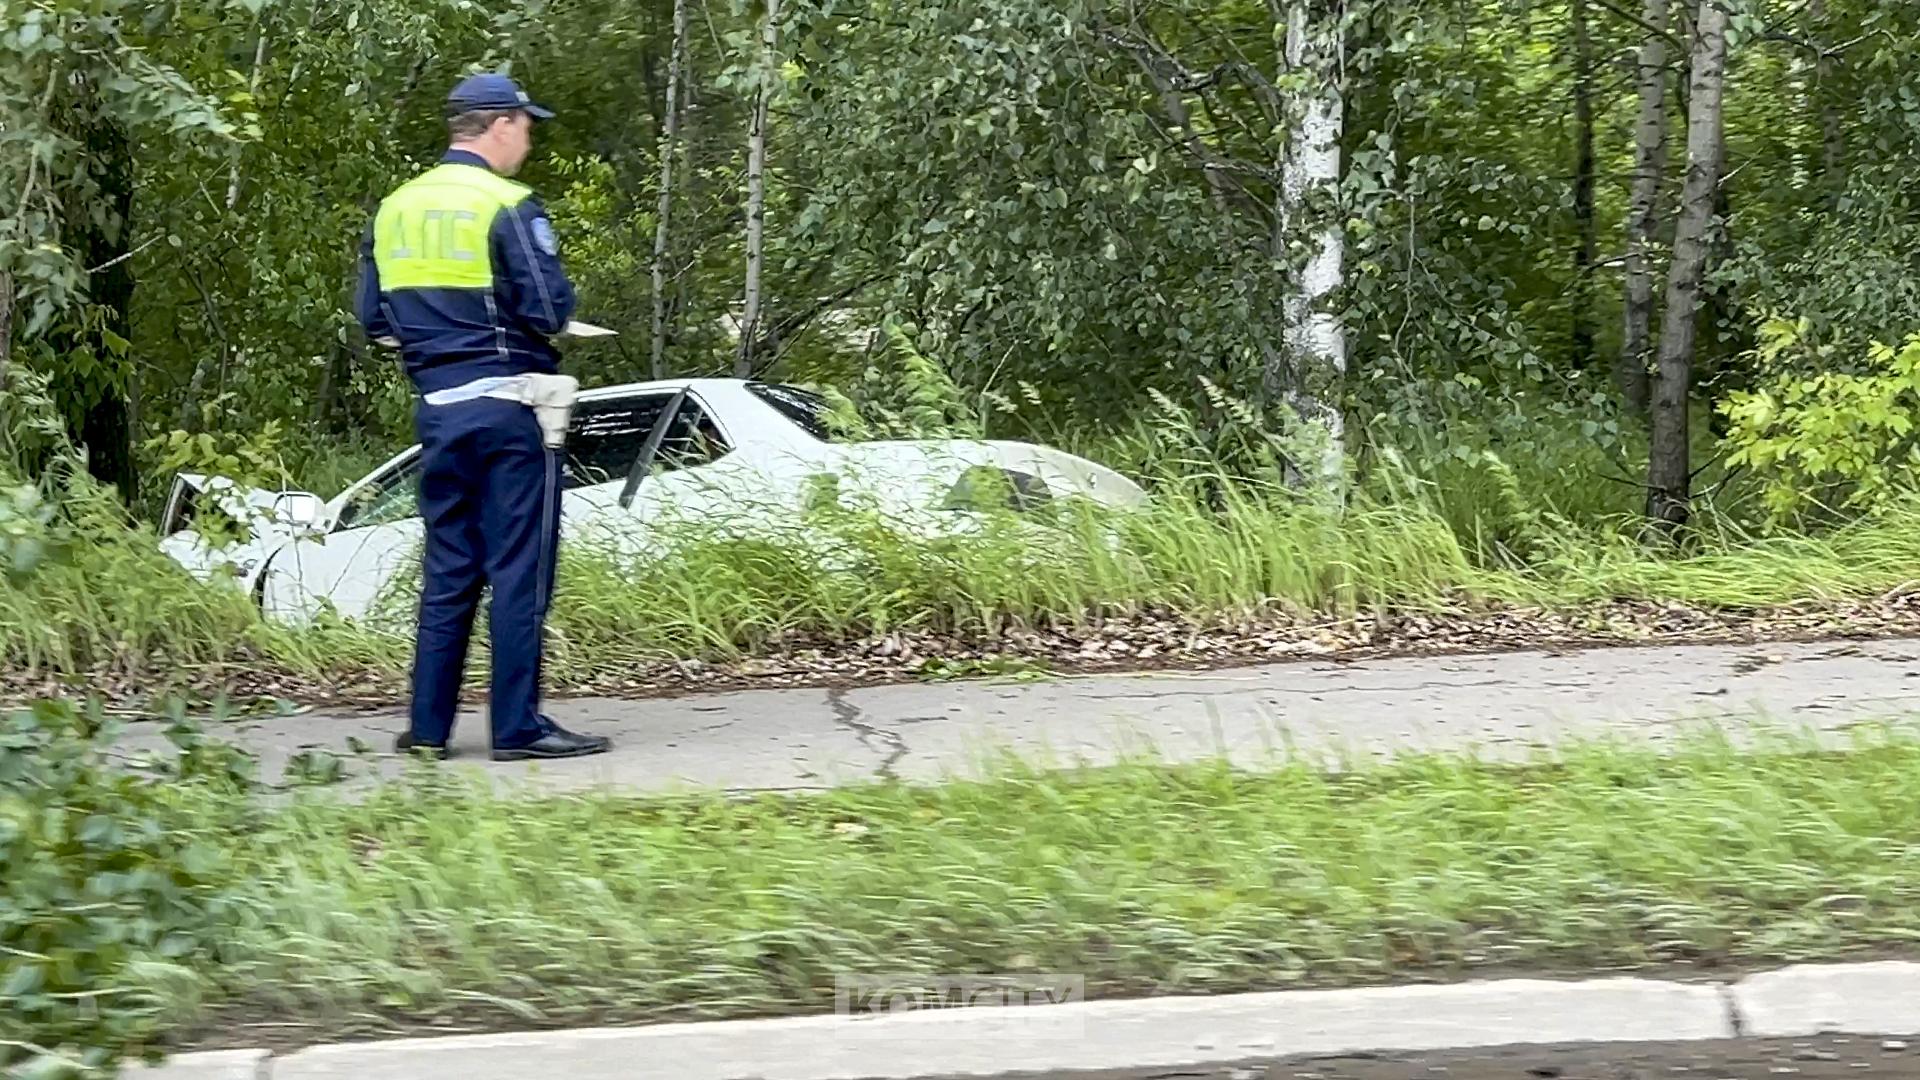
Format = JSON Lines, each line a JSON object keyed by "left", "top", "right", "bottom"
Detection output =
{"left": 409, "top": 397, "right": 560, "bottom": 751}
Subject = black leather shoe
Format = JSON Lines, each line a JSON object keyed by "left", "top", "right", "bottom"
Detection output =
{"left": 492, "top": 724, "right": 611, "bottom": 762}
{"left": 394, "top": 731, "right": 450, "bottom": 760}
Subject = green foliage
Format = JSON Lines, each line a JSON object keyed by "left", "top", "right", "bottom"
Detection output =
{"left": 0, "top": 476, "right": 267, "bottom": 679}
{"left": 20, "top": 696, "right": 1920, "bottom": 1056}
{"left": 0, "top": 482, "right": 71, "bottom": 588}
{"left": 0, "top": 0, "right": 235, "bottom": 335}
{"left": 779, "top": 0, "right": 1267, "bottom": 424}
{"left": 1716, "top": 165, "right": 1920, "bottom": 359}
{"left": 544, "top": 154, "right": 654, "bottom": 380}
{"left": 826, "top": 321, "right": 985, "bottom": 440}
{"left": 5, "top": 0, "right": 1915, "bottom": 531}
{"left": 0, "top": 0, "right": 1912, "bottom": 689}
{"left": 143, "top": 416, "right": 291, "bottom": 491}
{"left": 9, "top": 391, "right": 1920, "bottom": 694}
{"left": 449, "top": 434, "right": 1920, "bottom": 683}
{"left": 0, "top": 700, "right": 250, "bottom": 1079}
{"left": 1719, "top": 320, "right": 1920, "bottom": 523}
{"left": 139, "top": 413, "right": 296, "bottom": 544}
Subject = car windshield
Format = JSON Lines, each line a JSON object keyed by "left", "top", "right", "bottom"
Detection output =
{"left": 748, "top": 382, "right": 847, "bottom": 442}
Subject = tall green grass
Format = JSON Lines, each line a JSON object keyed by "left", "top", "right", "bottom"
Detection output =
{"left": 527, "top": 448, "right": 1920, "bottom": 676}
{"left": 0, "top": 474, "right": 266, "bottom": 678}
{"left": 5, "top": 397, "right": 1919, "bottom": 690}
{"left": 182, "top": 724, "right": 1920, "bottom": 1040}
{"left": 540, "top": 487, "right": 1479, "bottom": 669}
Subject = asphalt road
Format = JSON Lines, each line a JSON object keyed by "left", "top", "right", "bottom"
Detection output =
{"left": 110, "top": 637, "right": 1920, "bottom": 795}
{"left": 994, "top": 1035, "right": 1920, "bottom": 1080}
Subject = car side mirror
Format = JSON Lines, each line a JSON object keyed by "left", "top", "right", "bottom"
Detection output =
{"left": 273, "top": 492, "right": 327, "bottom": 534}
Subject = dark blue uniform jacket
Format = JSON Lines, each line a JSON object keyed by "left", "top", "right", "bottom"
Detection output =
{"left": 355, "top": 150, "right": 578, "bottom": 395}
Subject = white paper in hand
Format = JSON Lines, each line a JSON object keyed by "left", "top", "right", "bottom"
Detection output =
{"left": 372, "top": 323, "right": 613, "bottom": 347}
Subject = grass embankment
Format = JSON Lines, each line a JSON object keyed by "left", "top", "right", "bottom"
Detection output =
{"left": 146, "top": 723, "right": 1920, "bottom": 1046}
{"left": 531, "top": 486, "right": 1920, "bottom": 669}
{"left": 6, "top": 429, "right": 1920, "bottom": 697}
{"left": 11, "top": 482, "right": 1920, "bottom": 700}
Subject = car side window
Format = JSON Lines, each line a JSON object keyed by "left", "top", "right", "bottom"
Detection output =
{"left": 655, "top": 399, "right": 731, "bottom": 471}
{"left": 564, "top": 396, "right": 671, "bottom": 489}
{"left": 329, "top": 393, "right": 737, "bottom": 526}
{"left": 566, "top": 394, "right": 731, "bottom": 488}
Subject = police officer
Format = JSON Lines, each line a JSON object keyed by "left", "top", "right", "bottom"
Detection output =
{"left": 356, "top": 73, "right": 611, "bottom": 762}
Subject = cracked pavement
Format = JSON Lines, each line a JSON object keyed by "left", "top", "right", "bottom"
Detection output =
{"left": 828, "top": 686, "right": 911, "bottom": 781}
{"left": 109, "top": 637, "right": 1920, "bottom": 796}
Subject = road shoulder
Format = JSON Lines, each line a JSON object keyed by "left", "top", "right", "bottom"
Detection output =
{"left": 129, "top": 962, "right": 1920, "bottom": 1079}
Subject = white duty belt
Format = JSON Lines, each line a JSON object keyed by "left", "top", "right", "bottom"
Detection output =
{"left": 422, "top": 373, "right": 579, "bottom": 450}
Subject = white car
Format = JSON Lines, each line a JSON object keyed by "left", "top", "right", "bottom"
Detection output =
{"left": 158, "top": 378, "right": 1147, "bottom": 624}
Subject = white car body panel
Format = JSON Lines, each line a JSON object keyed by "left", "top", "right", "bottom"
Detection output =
{"left": 159, "top": 378, "right": 1146, "bottom": 625}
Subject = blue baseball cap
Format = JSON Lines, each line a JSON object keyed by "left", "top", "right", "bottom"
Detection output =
{"left": 445, "top": 73, "right": 555, "bottom": 121}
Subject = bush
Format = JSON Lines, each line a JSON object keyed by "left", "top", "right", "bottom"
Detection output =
{"left": 0, "top": 701, "right": 252, "bottom": 1080}
{"left": 1719, "top": 318, "right": 1920, "bottom": 523}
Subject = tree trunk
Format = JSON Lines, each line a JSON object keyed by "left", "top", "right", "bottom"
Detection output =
{"left": 84, "top": 116, "right": 137, "bottom": 504}
{"left": 44, "top": 75, "right": 140, "bottom": 502}
{"left": 1620, "top": 0, "right": 1668, "bottom": 414}
{"left": 1702, "top": 121, "right": 1740, "bottom": 376}
{"left": 1109, "top": 33, "right": 1240, "bottom": 221}
{"left": 312, "top": 332, "right": 364, "bottom": 435}
{"left": 0, "top": 270, "right": 13, "bottom": 388}
{"left": 1165, "top": 93, "right": 1234, "bottom": 221}
{"left": 1645, "top": 0, "right": 1729, "bottom": 530}
{"left": 650, "top": 0, "right": 689, "bottom": 380}
{"left": 1271, "top": 0, "right": 1347, "bottom": 484}
{"left": 225, "top": 31, "right": 269, "bottom": 211}
{"left": 1570, "top": 0, "right": 1597, "bottom": 371}
{"left": 178, "top": 362, "right": 210, "bottom": 429}
{"left": 175, "top": 264, "right": 231, "bottom": 430}
{"left": 735, "top": 0, "right": 779, "bottom": 380}
{"left": 1810, "top": 0, "right": 1845, "bottom": 205}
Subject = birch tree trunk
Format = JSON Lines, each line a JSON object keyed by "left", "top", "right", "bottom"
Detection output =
{"left": 225, "top": 31, "right": 268, "bottom": 210}
{"left": 1620, "top": 0, "right": 1669, "bottom": 414}
{"left": 1272, "top": 0, "right": 1346, "bottom": 484}
{"left": 735, "top": 0, "right": 779, "bottom": 380}
{"left": 650, "top": 0, "right": 689, "bottom": 379}
{"left": 1646, "top": 0, "right": 1730, "bottom": 529}
{"left": 180, "top": 28, "right": 268, "bottom": 430}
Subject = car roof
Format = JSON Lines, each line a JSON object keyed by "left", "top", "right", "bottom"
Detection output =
{"left": 576, "top": 376, "right": 790, "bottom": 402}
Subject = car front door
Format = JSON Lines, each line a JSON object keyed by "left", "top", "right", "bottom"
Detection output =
{"left": 258, "top": 449, "right": 426, "bottom": 623}
{"left": 257, "top": 390, "right": 730, "bottom": 624}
